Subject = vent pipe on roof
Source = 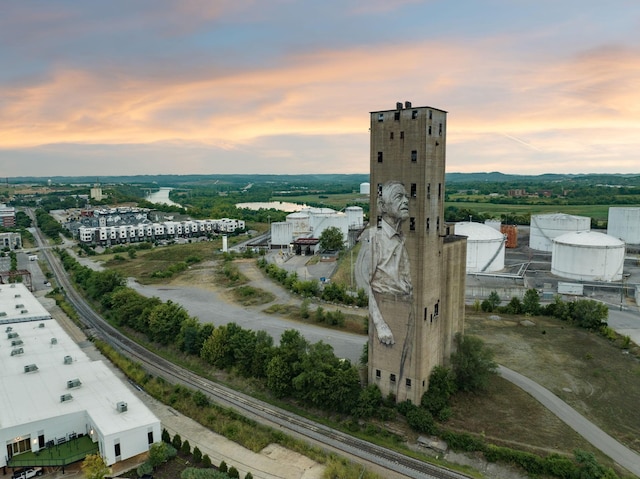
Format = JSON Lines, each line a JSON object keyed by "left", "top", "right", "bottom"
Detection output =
{"left": 396, "top": 102, "right": 403, "bottom": 110}
{"left": 405, "top": 101, "right": 412, "bottom": 108}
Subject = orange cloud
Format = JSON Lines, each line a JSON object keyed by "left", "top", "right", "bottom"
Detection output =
{"left": 1, "top": 36, "right": 640, "bottom": 176}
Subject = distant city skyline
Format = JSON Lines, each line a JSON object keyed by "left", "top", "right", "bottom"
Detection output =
{"left": 1, "top": 1, "right": 639, "bottom": 177}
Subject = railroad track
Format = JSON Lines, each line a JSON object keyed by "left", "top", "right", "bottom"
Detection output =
{"left": 34, "top": 225, "right": 471, "bottom": 479}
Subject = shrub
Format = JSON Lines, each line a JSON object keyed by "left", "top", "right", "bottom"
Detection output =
{"left": 181, "top": 440, "right": 191, "bottom": 455}
{"left": 172, "top": 433, "right": 183, "bottom": 450}
{"left": 228, "top": 466, "right": 240, "bottom": 478}
{"left": 202, "top": 454, "right": 212, "bottom": 468}
{"left": 218, "top": 460, "right": 227, "bottom": 473}
{"left": 193, "top": 446, "right": 202, "bottom": 463}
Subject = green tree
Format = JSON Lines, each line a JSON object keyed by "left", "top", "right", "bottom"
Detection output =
{"left": 571, "top": 299, "right": 609, "bottom": 331}
{"left": 451, "top": 333, "right": 498, "bottom": 392}
{"left": 421, "top": 366, "right": 456, "bottom": 420}
{"left": 193, "top": 446, "right": 202, "bottom": 463}
{"left": 522, "top": 289, "right": 541, "bottom": 315}
{"left": 228, "top": 466, "right": 240, "bottom": 478}
{"left": 319, "top": 226, "right": 345, "bottom": 251}
{"left": 81, "top": 454, "right": 111, "bottom": 479}
{"left": 481, "top": 290, "right": 501, "bottom": 312}
{"left": 148, "top": 301, "right": 190, "bottom": 344}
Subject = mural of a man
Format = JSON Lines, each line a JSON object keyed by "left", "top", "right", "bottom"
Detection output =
{"left": 368, "top": 180, "right": 413, "bottom": 346}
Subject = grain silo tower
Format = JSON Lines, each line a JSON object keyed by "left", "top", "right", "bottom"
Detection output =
{"left": 607, "top": 207, "right": 640, "bottom": 245}
{"left": 530, "top": 213, "right": 591, "bottom": 252}
{"left": 454, "top": 222, "right": 506, "bottom": 273}
{"left": 551, "top": 231, "right": 625, "bottom": 282}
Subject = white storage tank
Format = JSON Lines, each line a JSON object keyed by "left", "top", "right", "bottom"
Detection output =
{"left": 270, "top": 222, "right": 293, "bottom": 248}
{"left": 286, "top": 211, "right": 310, "bottom": 236}
{"left": 607, "top": 207, "right": 640, "bottom": 244}
{"left": 345, "top": 206, "right": 364, "bottom": 229}
{"left": 551, "top": 231, "right": 625, "bottom": 282}
{"left": 484, "top": 219, "right": 501, "bottom": 231}
{"left": 454, "top": 222, "right": 506, "bottom": 273}
{"left": 360, "top": 182, "right": 370, "bottom": 195}
{"left": 530, "top": 213, "right": 591, "bottom": 252}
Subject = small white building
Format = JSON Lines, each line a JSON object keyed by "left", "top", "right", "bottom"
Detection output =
{"left": 0, "top": 283, "right": 161, "bottom": 468}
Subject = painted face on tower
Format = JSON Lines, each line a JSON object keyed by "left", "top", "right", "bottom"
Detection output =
{"left": 381, "top": 183, "right": 409, "bottom": 221}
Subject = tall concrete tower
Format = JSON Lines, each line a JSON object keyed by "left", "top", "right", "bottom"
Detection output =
{"left": 361, "top": 101, "right": 466, "bottom": 404}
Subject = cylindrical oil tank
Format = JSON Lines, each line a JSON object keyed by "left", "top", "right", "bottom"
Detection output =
{"left": 484, "top": 219, "right": 501, "bottom": 231}
{"left": 360, "top": 182, "right": 370, "bottom": 195}
{"left": 530, "top": 213, "right": 591, "bottom": 252}
{"left": 286, "top": 211, "right": 310, "bottom": 235}
{"left": 454, "top": 222, "right": 506, "bottom": 273}
{"left": 345, "top": 206, "right": 364, "bottom": 229}
{"left": 607, "top": 207, "right": 640, "bottom": 245}
{"left": 551, "top": 231, "right": 625, "bottom": 282}
{"left": 501, "top": 224, "right": 518, "bottom": 248}
{"left": 270, "top": 222, "right": 293, "bottom": 248}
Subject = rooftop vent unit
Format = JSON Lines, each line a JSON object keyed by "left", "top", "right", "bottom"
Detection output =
{"left": 67, "top": 378, "right": 82, "bottom": 389}
{"left": 116, "top": 401, "right": 128, "bottom": 413}
{"left": 14, "top": 294, "right": 21, "bottom": 298}
{"left": 60, "top": 394, "right": 73, "bottom": 403}
{"left": 20, "top": 310, "right": 28, "bottom": 314}
{"left": 11, "top": 348, "right": 24, "bottom": 356}
{"left": 63, "top": 355, "right": 73, "bottom": 364}
{"left": 24, "top": 364, "right": 38, "bottom": 373}
{"left": 5, "top": 326, "right": 12, "bottom": 332}
{"left": 0, "top": 312, "right": 6, "bottom": 317}
{"left": 15, "top": 304, "right": 24, "bottom": 309}
{"left": 11, "top": 339, "right": 23, "bottom": 347}
{"left": 8, "top": 332, "right": 18, "bottom": 339}
{"left": 39, "top": 323, "right": 45, "bottom": 328}
{"left": 51, "top": 338, "right": 57, "bottom": 345}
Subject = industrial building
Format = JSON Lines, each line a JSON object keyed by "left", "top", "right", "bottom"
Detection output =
{"left": 607, "top": 207, "right": 640, "bottom": 245}
{"left": 362, "top": 101, "right": 466, "bottom": 404}
{"left": 269, "top": 206, "right": 364, "bottom": 252}
{"left": 454, "top": 222, "right": 506, "bottom": 273}
{"left": 529, "top": 213, "right": 590, "bottom": 252}
{"left": 0, "top": 283, "right": 161, "bottom": 469}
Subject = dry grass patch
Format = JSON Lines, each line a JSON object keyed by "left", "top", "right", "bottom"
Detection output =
{"left": 465, "top": 312, "right": 640, "bottom": 456}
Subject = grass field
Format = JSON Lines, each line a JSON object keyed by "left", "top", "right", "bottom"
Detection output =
{"left": 457, "top": 311, "right": 640, "bottom": 470}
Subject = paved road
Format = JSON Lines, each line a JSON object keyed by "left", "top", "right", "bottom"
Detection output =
{"left": 498, "top": 365, "right": 640, "bottom": 477}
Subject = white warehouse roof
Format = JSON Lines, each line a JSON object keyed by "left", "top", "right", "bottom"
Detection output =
{"left": 0, "top": 317, "right": 158, "bottom": 434}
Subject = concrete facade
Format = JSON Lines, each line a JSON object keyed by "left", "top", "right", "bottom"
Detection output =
{"left": 365, "top": 102, "right": 465, "bottom": 404}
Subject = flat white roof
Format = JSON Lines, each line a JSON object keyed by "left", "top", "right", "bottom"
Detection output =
{"left": 0, "top": 283, "right": 51, "bottom": 324}
{"left": 0, "top": 298, "right": 158, "bottom": 435}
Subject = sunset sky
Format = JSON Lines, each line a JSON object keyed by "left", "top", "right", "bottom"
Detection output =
{"left": 2, "top": 1, "right": 639, "bottom": 177}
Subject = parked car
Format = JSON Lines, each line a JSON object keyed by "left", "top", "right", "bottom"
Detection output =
{"left": 12, "top": 468, "right": 43, "bottom": 479}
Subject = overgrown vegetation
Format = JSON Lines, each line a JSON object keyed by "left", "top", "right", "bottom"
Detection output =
{"left": 479, "top": 289, "right": 610, "bottom": 333}
{"left": 257, "top": 257, "right": 367, "bottom": 307}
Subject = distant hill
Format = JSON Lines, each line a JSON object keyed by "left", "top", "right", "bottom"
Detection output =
{"left": 6, "top": 172, "right": 640, "bottom": 187}
{"left": 445, "top": 172, "right": 640, "bottom": 185}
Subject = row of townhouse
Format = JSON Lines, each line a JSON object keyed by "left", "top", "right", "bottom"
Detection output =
{"left": 78, "top": 218, "right": 245, "bottom": 245}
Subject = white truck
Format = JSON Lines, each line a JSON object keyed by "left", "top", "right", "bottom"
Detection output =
{"left": 12, "top": 468, "right": 43, "bottom": 479}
